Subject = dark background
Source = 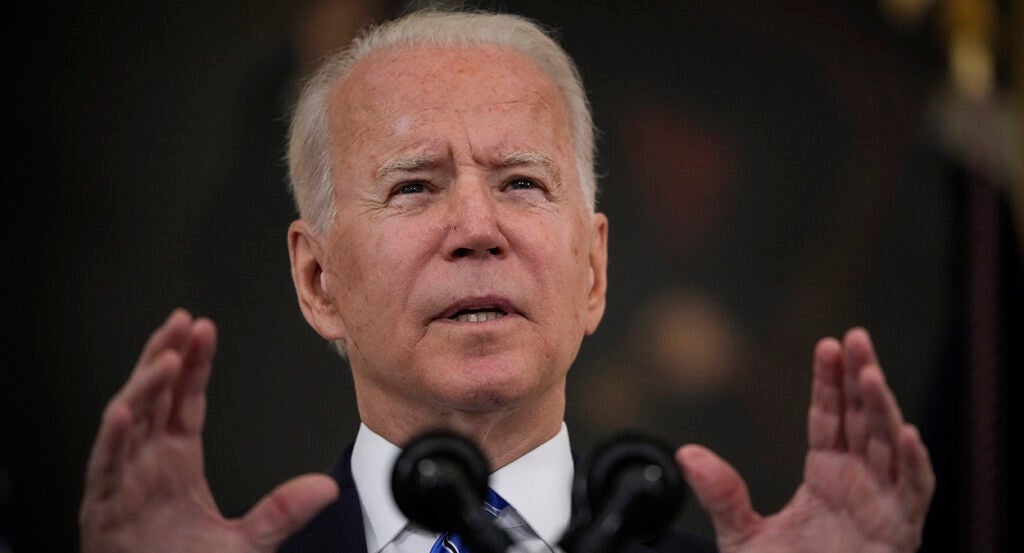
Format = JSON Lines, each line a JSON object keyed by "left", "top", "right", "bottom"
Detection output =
{"left": 3, "top": 1, "right": 1021, "bottom": 552}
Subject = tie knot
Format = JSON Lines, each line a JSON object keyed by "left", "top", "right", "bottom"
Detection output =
{"left": 428, "top": 488, "right": 511, "bottom": 553}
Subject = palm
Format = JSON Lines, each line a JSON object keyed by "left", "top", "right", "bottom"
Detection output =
{"left": 85, "top": 424, "right": 234, "bottom": 553}
{"left": 742, "top": 452, "right": 922, "bottom": 553}
{"left": 79, "top": 309, "right": 337, "bottom": 553}
{"left": 677, "top": 328, "right": 934, "bottom": 553}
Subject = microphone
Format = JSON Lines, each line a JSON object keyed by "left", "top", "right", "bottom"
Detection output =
{"left": 391, "top": 431, "right": 515, "bottom": 553}
{"left": 560, "top": 433, "right": 688, "bottom": 553}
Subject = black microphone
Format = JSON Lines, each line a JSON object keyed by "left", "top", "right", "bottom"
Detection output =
{"left": 560, "top": 433, "right": 688, "bottom": 553}
{"left": 391, "top": 431, "right": 515, "bottom": 553}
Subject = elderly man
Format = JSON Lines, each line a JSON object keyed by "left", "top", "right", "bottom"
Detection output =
{"left": 78, "top": 8, "right": 935, "bottom": 553}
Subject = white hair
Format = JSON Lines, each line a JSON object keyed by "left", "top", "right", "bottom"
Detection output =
{"left": 286, "top": 7, "right": 598, "bottom": 235}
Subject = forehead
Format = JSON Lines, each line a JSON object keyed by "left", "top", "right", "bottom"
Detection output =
{"left": 337, "top": 43, "right": 563, "bottom": 112}
{"left": 326, "top": 44, "right": 572, "bottom": 162}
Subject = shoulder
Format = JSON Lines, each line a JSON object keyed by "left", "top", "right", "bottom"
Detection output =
{"left": 279, "top": 444, "right": 368, "bottom": 553}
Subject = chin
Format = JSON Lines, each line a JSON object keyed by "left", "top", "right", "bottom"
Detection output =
{"left": 414, "top": 346, "right": 566, "bottom": 412}
{"left": 433, "top": 366, "right": 542, "bottom": 413}
{"left": 444, "top": 390, "right": 520, "bottom": 413}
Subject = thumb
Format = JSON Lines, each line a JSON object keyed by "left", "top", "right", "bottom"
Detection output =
{"left": 241, "top": 473, "right": 339, "bottom": 551}
{"left": 676, "top": 444, "right": 761, "bottom": 547}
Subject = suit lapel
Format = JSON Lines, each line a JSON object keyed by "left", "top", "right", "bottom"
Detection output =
{"left": 278, "top": 444, "right": 367, "bottom": 553}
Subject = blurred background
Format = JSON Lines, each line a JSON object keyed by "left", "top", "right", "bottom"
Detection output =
{"left": 2, "top": 0, "right": 1021, "bottom": 552}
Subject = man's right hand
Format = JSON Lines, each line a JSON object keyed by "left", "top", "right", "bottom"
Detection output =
{"left": 79, "top": 309, "right": 338, "bottom": 553}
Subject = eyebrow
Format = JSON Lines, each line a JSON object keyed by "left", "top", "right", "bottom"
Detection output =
{"left": 375, "top": 149, "right": 560, "bottom": 180}
{"left": 499, "top": 150, "right": 561, "bottom": 180}
{"left": 376, "top": 154, "right": 443, "bottom": 179}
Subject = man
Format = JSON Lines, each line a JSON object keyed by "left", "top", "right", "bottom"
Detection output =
{"left": 78, "top": 8, "right": 935, "bottom": 553}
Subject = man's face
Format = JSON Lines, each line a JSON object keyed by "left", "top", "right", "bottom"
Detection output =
{"left": 300, "top": 44, "right": 607, "bottom": 421}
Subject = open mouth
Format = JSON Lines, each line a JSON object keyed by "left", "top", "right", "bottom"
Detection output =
{"left": 449, "top": 308, "right": 508, "bottom": 323}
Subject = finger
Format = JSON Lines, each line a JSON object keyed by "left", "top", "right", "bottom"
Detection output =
{"left": 135, "top": 309, "right": 193, "bottom": 371}
{"left": 860, "top": 365, "right": 905, "bottom": 483}
{"left": 897, "top": 425, "right": 935, "bottom": 519}
{"left": 676, "top": 444, "right": 761, "bottom": 547}
{"left": 242, "top": 474, "right": 339, "bottom": 551}
{"left": 860, "top": 364, "right": 905, "bottom": 443}
{"left": 809, "top": 337, "right": 844, "bottom": 450}
{"left": 117, "top": 350, "right": 182, "bottom": 451}
{"left": 169, "top": 317, "right": 217, "bottom": 436}
{"left": 83, "top": 312, "right": 191, "bottom": 503}
{"left": 149, "top": 366, "right": 177, "bottom": 436}
{"left": 119, "top": 309, "right": 192, "bottom": 410}
{"left": 841, "top": 327, "right": 879, "bottom": 400}
{"left": 841, "top": 327, "right": 877, "bottom": 454}
{"left": 83, "top": 401, "right": 133, "bottom": 501}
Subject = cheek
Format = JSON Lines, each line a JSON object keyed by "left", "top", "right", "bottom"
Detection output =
{"left": 322, "top": 225, "right": 384, "bottom": 314}
{"left": 329, "top": 219, "right": 437, "bottom": 318}
{"left": 523, "top": 218, "right": 591, "bottom": 309}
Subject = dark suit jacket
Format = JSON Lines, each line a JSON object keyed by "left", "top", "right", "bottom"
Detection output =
{"left": 280, "top": 444, "right": 717, "bottom": 553}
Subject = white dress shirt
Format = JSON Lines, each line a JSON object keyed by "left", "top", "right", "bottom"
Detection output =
{"left": 351, "top": 422, "right": 574, "bottom": 553}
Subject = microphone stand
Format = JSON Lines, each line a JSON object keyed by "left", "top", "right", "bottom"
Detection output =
{"left": 559, "top": 434, "right": 687, "bottom": 553}
{"left": 392, "top": 431, "right": 687, "bottom": 553}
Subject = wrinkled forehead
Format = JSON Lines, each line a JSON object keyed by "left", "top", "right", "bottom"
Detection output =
{"left": 325, "top": 43, "right": 574, "bottom": 153}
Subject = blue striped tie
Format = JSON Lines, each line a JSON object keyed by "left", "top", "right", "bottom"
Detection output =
{"left": 428, "top": 488, "right": 509, "bottom": 553}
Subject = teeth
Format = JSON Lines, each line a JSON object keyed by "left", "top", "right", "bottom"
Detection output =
{"left": 455, "top": 310, "right": 506, "bottom": 323}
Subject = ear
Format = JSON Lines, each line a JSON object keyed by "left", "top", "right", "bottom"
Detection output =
{"left": 288, "top": 220, "right": 348, "bottom": 341}
{"left": 584, "top": 212, "right": 609, "bottom": 335}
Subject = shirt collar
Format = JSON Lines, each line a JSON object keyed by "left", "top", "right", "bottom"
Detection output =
{"left": 351, "top": 423, "right": 406, "bottom": 553}
{"left": 488, "top": 423, "right": 573, "bottom": 544}
{"left": 351, "top": 422, "right": 574, "bottom": 553}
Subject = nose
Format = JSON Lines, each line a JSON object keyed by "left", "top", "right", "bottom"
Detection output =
{"left": 442, "top": 180, "right": 509, "bottom": 260}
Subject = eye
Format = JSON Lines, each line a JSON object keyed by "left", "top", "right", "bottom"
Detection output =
{"left": 396, "top": 182, "right": 426, "bottom": 195}
{"left": 506, "top": 177, "right": 539, "bottom": 191}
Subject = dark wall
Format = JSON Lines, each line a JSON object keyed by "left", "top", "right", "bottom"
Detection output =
{"left": 4, "top": 1, "right": 1018, "bottom": 552}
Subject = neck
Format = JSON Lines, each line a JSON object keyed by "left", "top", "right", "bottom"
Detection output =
{"left": 355, "top": 384, "right": 565, "bottom": 470}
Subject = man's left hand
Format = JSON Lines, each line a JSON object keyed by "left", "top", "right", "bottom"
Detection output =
{"left": 676, "top": 327, "right": 935, "bottom": 553}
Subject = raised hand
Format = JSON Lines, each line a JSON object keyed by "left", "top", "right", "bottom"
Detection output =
{"left": 676, "top": 328, "right": 935, "bottom": 553}
{"left": 79, "top": 309, "right": 338, "bottom": 553}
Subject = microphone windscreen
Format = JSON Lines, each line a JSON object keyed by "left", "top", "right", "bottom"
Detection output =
{"left": 562, "top": 433, "right": 688, "bottom": 553}
{"left": 390, "top": 430, "right": 490, "bottom": 532}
